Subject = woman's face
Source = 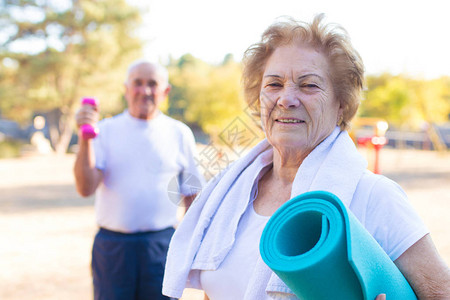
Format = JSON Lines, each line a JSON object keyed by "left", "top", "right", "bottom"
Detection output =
{"left": 260, "top": 43, "right": 342, "bottom": 154}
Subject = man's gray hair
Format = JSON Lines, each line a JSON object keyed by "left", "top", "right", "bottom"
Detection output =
{"left": 125, "top": 59, "right": 169, "bottom": 86}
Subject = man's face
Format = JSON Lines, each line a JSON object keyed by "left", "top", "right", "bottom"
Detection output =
{"left": 124, "top": 63, "right": 171, "bottom": 120}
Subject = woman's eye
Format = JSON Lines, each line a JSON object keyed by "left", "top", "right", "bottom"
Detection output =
{"left": 302, "top": 83, "right": 319, "bottom": 88}
{"left": 266, "top": 82, "right": 282, "bottom": 87}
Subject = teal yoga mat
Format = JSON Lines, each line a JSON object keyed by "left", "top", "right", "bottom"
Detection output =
{"left": 260, "top": 191, "right": 417, "bottom": 299}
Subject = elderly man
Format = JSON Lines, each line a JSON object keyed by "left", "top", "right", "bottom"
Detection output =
{"left": 74, "top": 60, "right": 204, "bottom": 300}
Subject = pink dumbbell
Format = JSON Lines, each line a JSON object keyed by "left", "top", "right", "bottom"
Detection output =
{"left": 80, "top": 97, "right": 99, "bottom": 140}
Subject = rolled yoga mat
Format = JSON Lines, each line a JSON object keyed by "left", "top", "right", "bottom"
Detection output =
{"left": 260, "top": 191, "right": 417, "bottom": 299}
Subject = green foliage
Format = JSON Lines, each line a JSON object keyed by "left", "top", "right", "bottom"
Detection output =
{"left": 361, "top": 74, "right": 450, "bottom": 129}
{"left": 0, "top": 0, "right": 143, "bottom": 152}
{"left": 167, "top": 54, "right": 253, "bottom": 139}
{"left": 361, "top": 75, "right": 412, "bottom": 126}
{"left": 0, "top": 140, "right": 23, "bottom": 159}
{"left": 411, "top": 77, "right": 450, "bottom": 124}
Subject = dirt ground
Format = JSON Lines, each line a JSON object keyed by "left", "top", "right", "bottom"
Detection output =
{"left": 0, "top": 147, "right": 449, "bottom": 300}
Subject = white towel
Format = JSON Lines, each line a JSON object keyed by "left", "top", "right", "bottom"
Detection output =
{"left": 162, "top": 127, "right": 368, "bottom": 298}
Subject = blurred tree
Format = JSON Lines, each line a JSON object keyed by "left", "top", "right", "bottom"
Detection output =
{"left": 361, "top": 74, "right": 450, "bottom": 130}
{"left": 411, "top": 77, "right": 450, "bottom": 125}
{"left": 221, "top": 53, "right": 235, "bottom": 65}
{"left": 167, "top": 53, "right": 210, "bottom": 121}
{"left": 361, "top": 75, "right": 413, "bottom": 128}
{"left": 0, "top": 0, "right": 143, "bottom": 153}
{"left": 410, "top": 77, "right": 450, "bottom": 151}
{"left": 185, "top": 60, "right": 245, "bottom": 137}
{"left": 167, "top": 54, "right": 252, "bottom": 142}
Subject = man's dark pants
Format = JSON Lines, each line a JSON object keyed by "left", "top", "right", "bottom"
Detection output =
{"left": 92, "top": 227, "right": 174, "bottom": 300}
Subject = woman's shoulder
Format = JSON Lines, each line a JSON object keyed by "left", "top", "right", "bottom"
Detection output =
{"left": 351, "top": 170, "right": 409, "bottom": 223}
{"left": 355, "top": 170, "right": 405, "bottom": 200}
{"left": 352, "top": 170, "right": 428, "bottom": 260}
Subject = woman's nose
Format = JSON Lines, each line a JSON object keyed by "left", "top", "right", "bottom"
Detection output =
{"left": 277, "top": 88, "right": 300, "bottom": 109}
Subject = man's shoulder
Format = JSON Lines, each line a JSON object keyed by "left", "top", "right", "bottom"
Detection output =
{"left": 98, "top": 111, "right": 126, "bottom": 127}
{"left": 160, "top": 114, "right": 193, "bottom": 133}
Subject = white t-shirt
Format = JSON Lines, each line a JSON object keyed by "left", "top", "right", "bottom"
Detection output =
{"left": 93, "top": 111, "right": 204, "bottom": 233}
{"left": 349, "top": 171, "right": 428, "bottom": 261}
{"left": 198, "top": 156, "right": 428, "bottom": 299}
{"left": 200, "top": 202, "right": 269, "bottom": 300}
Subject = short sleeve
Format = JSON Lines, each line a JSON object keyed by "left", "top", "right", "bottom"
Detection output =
{"left": 93, "top": 121, "right": 106, "bottom": 171}
{"left": 362, "top": 176, "right": 429, "bottom": 261}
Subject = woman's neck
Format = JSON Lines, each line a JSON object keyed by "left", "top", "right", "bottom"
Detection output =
{"left": 271, "top": 146, "right": 311, "bottom": 184}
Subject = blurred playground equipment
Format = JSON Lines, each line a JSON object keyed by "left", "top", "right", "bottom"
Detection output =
{"left": 351, "top": 117, "right": 389, "bottom": 174}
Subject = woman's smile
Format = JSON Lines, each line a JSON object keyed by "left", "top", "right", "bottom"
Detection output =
{"left": 275, "top": 118, "right": 305, "bottom": 124}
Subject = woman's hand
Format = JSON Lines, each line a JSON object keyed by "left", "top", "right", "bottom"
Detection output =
{"left": 375, "top": 294, "right": 386, "bottom": 300}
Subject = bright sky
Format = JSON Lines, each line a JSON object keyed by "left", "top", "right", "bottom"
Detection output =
{"left": 129, "top": 0, "right": 449, "bottom": 79}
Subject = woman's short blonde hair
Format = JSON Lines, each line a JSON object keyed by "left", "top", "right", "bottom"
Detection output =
{"left": 242, "top": 14, "right": 364, "bottom": 130}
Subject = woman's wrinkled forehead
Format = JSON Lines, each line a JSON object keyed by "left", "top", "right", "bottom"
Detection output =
{"left": 263, "top": 43, "right": 328, "bottom": 73}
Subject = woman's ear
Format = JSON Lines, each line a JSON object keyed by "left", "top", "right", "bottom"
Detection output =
{"left": 336, "top": 106, "right": 344, "bottom": 125}
{"left": 337, "top": 114, "right": 343, "bottom": 126}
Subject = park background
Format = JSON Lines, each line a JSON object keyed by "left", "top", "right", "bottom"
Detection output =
{"left": 1, "top": 0, "right": 449, "bottom": 299}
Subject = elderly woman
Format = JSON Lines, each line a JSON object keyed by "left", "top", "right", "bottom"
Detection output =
{"left": 163, "top": 15, "right": 450, "bottom": 299}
